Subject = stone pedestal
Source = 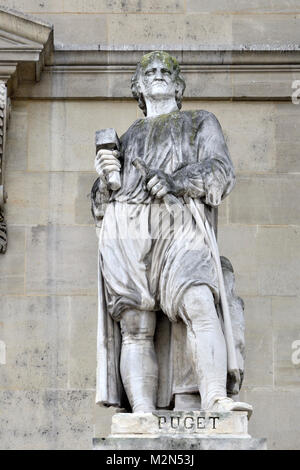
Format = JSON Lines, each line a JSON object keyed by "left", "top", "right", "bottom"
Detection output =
{"left": 93, "top": 411, "right": 267, "bottom": 450}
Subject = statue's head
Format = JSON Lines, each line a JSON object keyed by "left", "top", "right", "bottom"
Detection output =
{"left": 131, "top": 51, "right": 186, "bottom": 116}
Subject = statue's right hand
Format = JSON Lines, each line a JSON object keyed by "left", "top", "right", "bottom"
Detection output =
{"left": 95, "top": 149, "right": 121, "bottom": 183}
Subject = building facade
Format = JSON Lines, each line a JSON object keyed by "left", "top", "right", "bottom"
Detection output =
{"left": 0, "top": 2, "right": 300, "bottom": 449}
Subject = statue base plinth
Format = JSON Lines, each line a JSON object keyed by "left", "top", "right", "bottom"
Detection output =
{"left": 93, "top": 411, "right": 267, "bottom": 450}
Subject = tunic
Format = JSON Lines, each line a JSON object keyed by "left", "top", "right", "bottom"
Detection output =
{"left": 98, "top": 110, "right": 235, "bottom": 321}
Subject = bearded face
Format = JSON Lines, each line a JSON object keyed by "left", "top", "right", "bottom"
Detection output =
{"left": 138, "top": 57, "right": 178, "bottom": 102}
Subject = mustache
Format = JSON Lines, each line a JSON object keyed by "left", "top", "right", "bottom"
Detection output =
{"left": 152, "top": 79, "right": 167, "bottom": 84}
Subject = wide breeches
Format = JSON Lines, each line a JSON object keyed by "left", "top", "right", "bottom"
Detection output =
{"left": 99, "top": 201, "right": 219, "bottom": 321}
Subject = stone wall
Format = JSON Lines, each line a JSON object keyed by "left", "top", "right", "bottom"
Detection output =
{"left": 0, "top": 1, "right": 300, "bottom": 450}
{"left": 3, "top": 0, "right": 300, "bottom": 48}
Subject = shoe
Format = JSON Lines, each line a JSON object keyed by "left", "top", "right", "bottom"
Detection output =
{"left": 210, "top": 397, "right": 253, "bottom": 419}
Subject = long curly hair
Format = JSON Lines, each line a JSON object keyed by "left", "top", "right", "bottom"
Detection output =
{"left": 131, "top": 51, "right": 186, "bottom": 116}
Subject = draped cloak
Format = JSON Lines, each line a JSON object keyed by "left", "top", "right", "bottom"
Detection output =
{"left": 94, "top": 110, "right": 237, "bottom": 408}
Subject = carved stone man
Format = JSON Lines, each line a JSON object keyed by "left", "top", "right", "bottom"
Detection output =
{"left": 92, "top": 51, "right": 252, "bottom": 416}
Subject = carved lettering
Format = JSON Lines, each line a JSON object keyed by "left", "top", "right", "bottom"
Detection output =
{"left": 183, "top": 416, "right": 194, "bottom": 429}
{"left": 209, "top": 416, "right": 219, "bottom": 429}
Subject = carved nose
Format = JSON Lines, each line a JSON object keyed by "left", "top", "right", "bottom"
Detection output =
{"left": 154, "top": 71, "right": 164, "bottom": 80}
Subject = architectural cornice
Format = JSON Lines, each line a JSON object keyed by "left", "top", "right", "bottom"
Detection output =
{"left": 11, "top": 46, "right": 300, "bottom": 100}
{"left": 0, "top": 6, "right": 53, "bottom": 94}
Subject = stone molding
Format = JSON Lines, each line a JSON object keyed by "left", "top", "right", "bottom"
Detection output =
{"left": 14, "top": 47, "right": 300, "bottom": 100}
{"left": 0, "top": 6, "right": 53, "bottom": 94}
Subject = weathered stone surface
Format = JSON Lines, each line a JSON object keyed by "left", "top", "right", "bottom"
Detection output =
{"left": 187, "top": 0, "right": 300, "bottom": 12}
{"left": 0, "top": 296, "right": 69, "bottom": 390}
{"left": 232, "top": 71, "right": 296, "bottom": 100}
{"left": 27, "top": 101, "right": 137, "bottom": 172}
{"left": 68, "top": 295, "right": 97, "bottom": 389}
{"left": 272, "top": 296, "right": 300, "bottom": 389}
{"left": 242, "top": 296, "right": 273, "bottom": 388}
{"left": 0, "top": 390, "right": 95, "bottom": 450}
{"left": 276, "top": 142, "right": 300, "bottom": 173}
{"left": 0, "top": 295, "right": 99, "bottom": 391}
{"left": 219, "top": 225, "right": 300, "bottom": 297}
{"left": 63, "top": 0, "right": 185, "bottom": 13}
{"left": 111, "top": 411, "right": 249, "bottom": 436}
{"left": 184, "top": 101, "right": 276, "bottom": 174}
{"left": 107, "top": 14, "right": 232, "bottom": 48}
{"left": 94, "top": 435, "right": 267, "bottom": 450}
{"left": 25, "top": 225, "right": 98, "bottom": 295}
{"left": 6, "top": 102, "right": 28, "bottom": 172}
{"left": 39, "top": 13, "right": 107, "bottom": 46}
{"left": 6, "top": 171, "right": 48, "bottom": 225}
{"left": 229, "top": 176, "right": 300, "bottom": 225}
{"left": 4, "top": 0, "right": 185, "bottom": 13}
{"left": 6, "top": 171, "right": 95, "bottom": 226}
{"left": 241, "top": 389, "right": 300, "bottom": 450}
{"left": 3, "top": 1, "right": 62, "bottom": 13}
{"left": 232, "top": 14, "right": 300, "bottom": 45}
{"left": 15, "top": 67, "right": 299, "bottom": 100}
{"left": 0, "top": 226, "right": 25, "bottom": 294}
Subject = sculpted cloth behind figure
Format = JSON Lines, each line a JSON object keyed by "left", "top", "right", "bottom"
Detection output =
{"left": 91, "top": 51, "right": 248, "bottom": 413}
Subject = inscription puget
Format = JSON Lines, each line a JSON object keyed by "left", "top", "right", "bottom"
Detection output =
{"left": 156, "top": 413, "right": 219, "bottom": 431}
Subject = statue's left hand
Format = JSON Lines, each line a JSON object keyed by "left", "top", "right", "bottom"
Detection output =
{"left": 204, "top": 173, "right": 223, "bottom": 207}
{"left": 146, "top": 170, "right": 183, "bottom": 199}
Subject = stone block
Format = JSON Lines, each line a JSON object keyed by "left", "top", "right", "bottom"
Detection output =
{"left": 242, "top": 296, "right": 273, "bottom": 388}
{"left": 94, "top": 405, "right": 117, "bottom": 439}
{"left": 255, "top": 226, "right": 300, "bottom": 296}
{"left": 232, "top": 71, "right": 294, "bottom": 100}
{"left": 6, "top": 101, "right": 28, "bottom": 172}
{"left": 75, "top": 173, "right": 97, "bottom": 225}
{"left": 107, "top": 14, "right": 232, "bottom": 48}
{"left": 184, "top": 72, "right": 233, "bottom": 100}
{"left": 0, "top": 389, "right": 95, "bottom": 449}
{"left": 187, "top": 0, "right": 300, "bottom": 13}
{"left": 6, "top": 171, "right": 48, "bottom": 225}
{"left": 5, "top": 171, "right": 96, "bottom": 226}
{"left": 233, "top": 14, "right": 300, "bottom": 45}
{"left": 27, "top": 101, "right": 137, "bottom": 172}
{"left": 68, "top": 295, "right": 97, "bottom": 389}
{"left": 272, "top": 296, "right": 300, "bottom": 389}
{"left": 46, "top": 172, "right": 95, "bottom": 226}
{"left": 0, "top": 296, "right": 69, "bottom": 390}
{"left": 63, "top": 0, "right": 185, "bottom": 13}
{"left": 183, "top": 101, "right": 276, "bottom": 174}
{"left": 276, "top": 142, "right": 300, "bottom": 173}
{"left": 229, "top": 176, "right": 300, "bottom": 225}
{"left": 274, "top": 102, "right": 300, "bottom": 172}
{"left": 275, "top": 102, "right": 300, "bottom": 140}
{"left": 111, "top": 411, "right": 249, "bottom": 436}
{"left": 94, "top": 436, "right": 267, "bottom": 450}
{"left": 3, "top": 1, "right": 62, "bottom": 13}
{"left": 241, "top": 389, "right": 300, "bottom": 450}
{"left": 218, "top": 225, "right": 259, "bottom": 296}
{"left": 0, "top": 226, "right": 25, "bottom": 295}
{"left": 25, "top": 225, "right": 98, "bottom": 295}
{"left": 39, "top": 13, "right": 107, "bottom": 46}
{"left": 219, "top": 225, "right": 300, "bottom": 297}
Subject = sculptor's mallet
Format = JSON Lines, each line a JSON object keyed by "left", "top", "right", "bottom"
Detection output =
{"left": 95, "top": 128, "right": 121, "bottom": 191}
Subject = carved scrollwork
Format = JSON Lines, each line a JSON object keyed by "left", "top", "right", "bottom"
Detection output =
{"left": 0, "top": 81, "right": 8, "bottom": 254}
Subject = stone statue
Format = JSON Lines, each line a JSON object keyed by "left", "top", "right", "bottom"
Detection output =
{"left": 92, "top": 51, "right": 252, "bottom": 417}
